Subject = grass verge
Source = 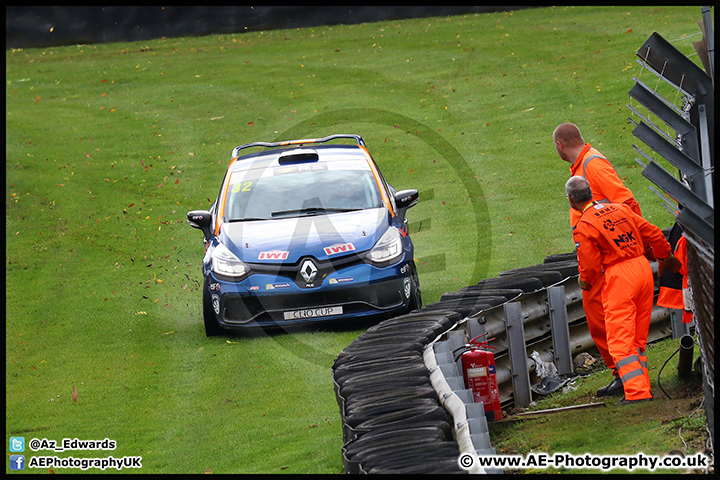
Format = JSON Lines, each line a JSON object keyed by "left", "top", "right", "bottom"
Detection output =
{"left": 6, "top": 5, "right": 708, "bottom": 474}
{"left": 490, "top": 337, "right": 710, "bottom": 474}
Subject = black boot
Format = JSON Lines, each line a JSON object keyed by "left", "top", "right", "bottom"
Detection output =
{"left": 596, "top": 375, "right": 623, "bottom": 397}
{"left": 617, "top": 396, "right": 653, "bottom": 406}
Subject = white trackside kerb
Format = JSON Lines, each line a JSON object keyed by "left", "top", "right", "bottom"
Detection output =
{"left": 423, "top": 342, "right": 486, "bottom": 474}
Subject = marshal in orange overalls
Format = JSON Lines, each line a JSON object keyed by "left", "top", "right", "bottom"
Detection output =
{"left": 657, "top": 223, "right": 693, "bottom": 324}
{"left": 569, "top": 144, "right": 642, "bottom": 375}
{"left": 573, "top": 201, "right": 671, "bottom": 401}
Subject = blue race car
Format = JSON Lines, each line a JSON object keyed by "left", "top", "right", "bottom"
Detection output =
{"left": 187, "top": 134, "right": 421, "bottom": 335}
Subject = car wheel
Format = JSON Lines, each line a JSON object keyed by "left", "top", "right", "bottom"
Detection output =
{"left": 203, "top": 280, "right": 224, "bottom": 337}
{"left": 408, "top": 265, "right": 422, "bottom": 312}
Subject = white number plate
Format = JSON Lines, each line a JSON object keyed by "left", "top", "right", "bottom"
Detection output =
{"left": 283, "top": 306, "right": 343, "bottom": 320}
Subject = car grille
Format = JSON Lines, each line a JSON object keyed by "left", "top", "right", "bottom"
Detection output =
{"left": 222, "top": 281, "right": 404, "bottom": 324}
{"left": 246, "top": 254, "right": 365, "bottom": 288}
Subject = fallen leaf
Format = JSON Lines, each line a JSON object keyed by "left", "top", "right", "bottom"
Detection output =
{"left": 72, "top": 386, "right": 78, "bottom": 403}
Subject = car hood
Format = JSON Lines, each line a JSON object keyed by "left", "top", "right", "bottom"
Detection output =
{"left": 220, "top": 208, "right": 390, "bottom": 263}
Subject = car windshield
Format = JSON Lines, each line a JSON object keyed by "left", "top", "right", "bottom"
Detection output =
{"left": 225, "top": 162, "right": 384, "bottom": 221}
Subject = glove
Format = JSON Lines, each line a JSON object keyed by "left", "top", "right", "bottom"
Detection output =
{"left": 658, "top": 253, "right": 682, "bottom": 277}
{"left": 578, "top": 277, "right": 593, "bottom": 291}
{"left": 643, "top": 245, "right": 657, "bottom": 262}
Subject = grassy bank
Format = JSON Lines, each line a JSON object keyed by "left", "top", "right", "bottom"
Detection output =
{"left": 490, "top": 337, "right": 709, "bottom": 474}
{"left": 6, "top": 6, "right": 706, "bottom": 474}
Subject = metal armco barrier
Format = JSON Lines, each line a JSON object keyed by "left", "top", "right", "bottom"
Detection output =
{"left": 443, "top": 274, "right": 671, "bottom": 408}
{"left": 332, "top": 253, "right": 674, "bottom": 473}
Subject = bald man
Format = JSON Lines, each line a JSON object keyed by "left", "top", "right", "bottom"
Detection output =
{"left": 566, "top": 176, "right": 679, "bottom": 404}
{"left": 553, "top": 123, "right": 642, "bottom": 398}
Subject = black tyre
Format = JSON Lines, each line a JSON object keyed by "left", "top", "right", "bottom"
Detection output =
{"left": 345, "top": 398, "right": 442, "bottom": 428}
{"left": 203, "top": 281, "right": 224, "bottom": 337}
{"left": 444, "top": 295, "right": 507, "bottom": 306}
{"left": 500, "top": 260, "right": 578, "bottom": 278}
{"left": 343, "top": 385, "right": 439, "bottom": 414}
{"left": 347, "top": 403, "right": 450, "bottom": 440}
{"left": 498, "top": 269, "right": 563, "bottom": 286}
{"left": 386, "top": 310, "right": 462, "bottom": 329}
{"left": 441, "top": 288, "right": 522, "bottom": 302}
{"left": 475, "top": 275, "right": 544, "bottom": 292}
{"left": 543, "top": 251, "right": 577, "bottom": 263}
{"left": 343, "top": 424, "right": 451, "bottom": 474}
{"left": 423, "top": 300, "right": 493, "bottom": 317}
{"left": 407, "top": 263, "right": 422, "bottom": 312}
{"left": 333, "top": 342, "right": 426, "bottom": 368}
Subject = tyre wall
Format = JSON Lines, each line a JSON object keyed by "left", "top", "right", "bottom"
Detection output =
{"left": 332, "top": 252, "right": 673, "bottom": 473}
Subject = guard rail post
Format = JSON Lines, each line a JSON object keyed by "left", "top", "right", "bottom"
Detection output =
{"left": 448, "top": 330, "right": 466, "bottom": 377}
{"left": 669, "top": 309, "right": 690, "bottom": 338}
{"left": 547, "top": 285, "right": 573, "bottom": 376}
{"left": 504, "top": 301, "right": 532, "bottom": 407}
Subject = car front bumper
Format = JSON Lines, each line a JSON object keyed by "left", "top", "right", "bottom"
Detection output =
{"left": 205, "top": 260, "right": 415, "bottom": 329}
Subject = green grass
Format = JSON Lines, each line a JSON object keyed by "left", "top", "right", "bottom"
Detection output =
{"left": 6, "top": 6, "right": 706, "bottom": 474}
{"left": 489, "top": 337, "right": 709, "bottom": 474}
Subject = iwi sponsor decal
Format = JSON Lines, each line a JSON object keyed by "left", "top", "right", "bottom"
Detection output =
{"left": 323, "top": 243, "right": 355, "bottom": 255}
{"left": 258, "top": 250, "right": 289, "bottom": 260}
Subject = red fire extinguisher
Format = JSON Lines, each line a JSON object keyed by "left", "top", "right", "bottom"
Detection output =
{"left": 461, "top": 333, "right": 502, "bottom": 421}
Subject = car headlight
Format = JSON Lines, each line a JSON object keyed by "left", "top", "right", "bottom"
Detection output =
{"left": 366, "top": 227, "right": 403, "bottom": 267}
{"left": 211, "top": 243, "right": 250, "bottom": 279}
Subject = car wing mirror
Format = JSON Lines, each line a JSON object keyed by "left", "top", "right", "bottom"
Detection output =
{"left": 187, "top": 210, "right": 213, "bottom": 241}
{"left": 393, "top": 189, "right": 418, "bottom": 224}
{"left": 394, "top": 189, "right": 419, "bottom": 210}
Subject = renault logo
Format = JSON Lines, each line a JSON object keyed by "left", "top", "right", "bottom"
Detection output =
{"left": 300, "top": 259, "right": 318, "bottom": 285}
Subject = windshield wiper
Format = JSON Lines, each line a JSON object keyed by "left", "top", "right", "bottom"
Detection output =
{"left": 228, "top": 217, "right": 269, "bottom": 222}
{"left": 271, "top": 207, "right": 360, "bottom": 218}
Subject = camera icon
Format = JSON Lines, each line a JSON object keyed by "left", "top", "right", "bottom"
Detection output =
{"left": 9, "top": 437, "right": 25, "bottom": 452}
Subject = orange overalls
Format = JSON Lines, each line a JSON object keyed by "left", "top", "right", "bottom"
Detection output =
{"left": 674, "top": 235, "right": 693, "bottom": 324}
{"left": 569, "top": 144, "right": 642, "bottom": 374}
{"left": 657, "top": 223, "right": 693, "bottom": 323}
{"left": 573, "top": 202, "right": 671, "bottom": 401}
